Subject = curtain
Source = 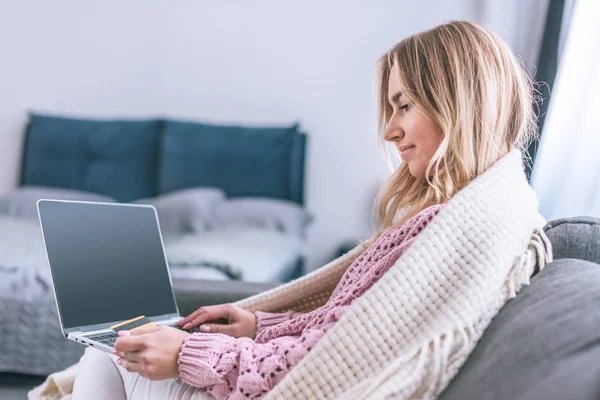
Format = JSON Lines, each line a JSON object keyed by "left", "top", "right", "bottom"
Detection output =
{"left": 531, "top": 0, "right": 600, "bottom": 220}
{"left": 476, "top": 0, "right": 550, "bottom": 75}
{"left": 524, "top": 0, "right": 575, "bottom": 179}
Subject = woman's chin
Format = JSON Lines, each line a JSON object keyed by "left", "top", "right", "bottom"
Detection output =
{"left": 408, "top": 164, "right": 426, "bottom": 179}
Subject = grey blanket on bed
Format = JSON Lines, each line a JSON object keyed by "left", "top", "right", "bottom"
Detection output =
{"left": 0, "top": 216, "right": 83, "bottom": 374}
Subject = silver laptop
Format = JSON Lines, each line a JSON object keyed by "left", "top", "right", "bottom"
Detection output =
{"left": 37, "top": 199, "right": 184, "bottom": 353}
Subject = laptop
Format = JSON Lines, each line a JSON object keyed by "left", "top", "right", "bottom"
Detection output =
{"left": 37, "top": 199, "right": 187, "bottom": 353}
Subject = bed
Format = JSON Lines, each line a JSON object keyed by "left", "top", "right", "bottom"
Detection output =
{"left": 0, "top": 113, "right": 309, "bottom": 375}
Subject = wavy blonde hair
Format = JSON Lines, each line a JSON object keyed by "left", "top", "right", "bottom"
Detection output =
{"left": 377, "top": 20, "right": 538, "bottom": 231}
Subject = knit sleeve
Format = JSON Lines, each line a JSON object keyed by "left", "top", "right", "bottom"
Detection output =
{"left": 178, "top": 317, "right": 340, "bottom": 399}
{"left": 255, "top": 311, "right": 301, "bottom": 336}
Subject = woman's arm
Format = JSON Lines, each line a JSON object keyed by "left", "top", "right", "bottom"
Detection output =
{"left": 177, "top": 305, "right": 300, "bottom": 339}
{"left": 178, "top": 317, "right": 338, "bottom": 399}
{"left": 255, "top": 310, "right": 302, "bottom": 336}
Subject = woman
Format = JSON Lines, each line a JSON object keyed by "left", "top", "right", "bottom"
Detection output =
{"left": 68, "top": 20, "right": 547, "bottom": 400}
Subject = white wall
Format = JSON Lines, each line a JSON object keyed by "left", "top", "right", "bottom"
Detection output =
{"left": 0, "top": 1, "right": 487, "bottom": 270}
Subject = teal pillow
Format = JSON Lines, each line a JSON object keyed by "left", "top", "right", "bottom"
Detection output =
{"left": 21, "top": 113, "right": 161, "bottom": 202}
{"left": 159, "top": 120, "right": 304, "bottom": 203}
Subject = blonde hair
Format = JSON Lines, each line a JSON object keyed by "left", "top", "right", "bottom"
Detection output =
{"left": 377, "top": 20, "right": 537, "bottom": 230}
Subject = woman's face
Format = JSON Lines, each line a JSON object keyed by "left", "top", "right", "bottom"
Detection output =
{"left": 384, "top": 64, "right": 443, "bottom": 178}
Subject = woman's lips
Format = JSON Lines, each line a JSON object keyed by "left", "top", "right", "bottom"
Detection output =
{"left": 399, "top": 145, "right": 415, "bottom": 160}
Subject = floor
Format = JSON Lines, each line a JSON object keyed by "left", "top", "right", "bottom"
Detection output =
{"left": 0, "top": 373, "right": 45, "bottom": 400}
{"left": 0, "top": 386, "right": 30, "bottom": 399}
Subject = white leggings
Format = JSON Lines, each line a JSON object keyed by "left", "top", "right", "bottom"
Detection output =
{"left": 71, "top": 348, "right": 214, "bottom": 400}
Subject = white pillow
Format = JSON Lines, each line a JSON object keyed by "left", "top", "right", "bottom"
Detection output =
{"left": 210, "top": 197, "right": 313, "bottom": 238}
{"left": 0, "top": 186, "right": 115, "bottom": 220}
{"left": 135, "top": 187, "right": 225, "bottom": 235}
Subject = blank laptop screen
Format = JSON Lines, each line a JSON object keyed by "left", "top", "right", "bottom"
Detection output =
{"left": 38, "top": 201, "right": 178, "bottom": 330}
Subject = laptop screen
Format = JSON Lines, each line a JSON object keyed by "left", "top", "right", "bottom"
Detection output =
{"left": 38, "top": 200, "right": 178, "bottom": 330}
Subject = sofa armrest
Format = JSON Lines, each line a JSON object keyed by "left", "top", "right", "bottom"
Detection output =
{"left": 173, "top": 279, "right": 276, "bottom": 316}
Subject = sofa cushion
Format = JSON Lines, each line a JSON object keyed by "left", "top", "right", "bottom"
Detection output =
{"left": 21, "top": 113, "right": 162, "bottom": 202}
{"left": 544, "top": 217, "right": 600, "bottom": 265}
{"left": 439, "top": 258, "right": 600, "bottom": 400}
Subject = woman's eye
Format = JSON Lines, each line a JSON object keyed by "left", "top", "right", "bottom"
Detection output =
{"left": 399, "top": 103, "right": 411, "bottom": 111}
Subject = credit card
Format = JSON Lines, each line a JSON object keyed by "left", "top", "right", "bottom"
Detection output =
{"left": 110, "top": 315, "right": 156, "bottom": 333}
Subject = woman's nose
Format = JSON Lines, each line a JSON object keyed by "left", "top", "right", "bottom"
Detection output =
{"left": 383, "top": 123, "right": 402, "bottom": 143}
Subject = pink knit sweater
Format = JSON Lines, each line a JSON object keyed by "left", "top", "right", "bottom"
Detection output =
{"left": 178, "top": 204, "right": 443, "bottom": 399}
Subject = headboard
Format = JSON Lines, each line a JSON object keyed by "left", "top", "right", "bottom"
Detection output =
{"left": 20, "top": 113, "right": 307, "bottom": 205}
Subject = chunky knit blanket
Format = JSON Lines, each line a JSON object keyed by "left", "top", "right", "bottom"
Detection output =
{"left": 29, "top": 150, "right": 552, "bottom": 400}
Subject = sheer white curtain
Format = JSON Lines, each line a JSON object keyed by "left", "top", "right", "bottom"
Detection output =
{"left": 476, "top": 0, "right": 549, "bottom": 73}
{"left": 531, "top": 0, "right": 600, "bottom": 220}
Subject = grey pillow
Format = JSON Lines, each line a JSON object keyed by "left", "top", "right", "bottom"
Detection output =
{"left": 439, "top": 258, "right": 600, "bottom": 400}
{"left": 135, "top": 187, "right": 225, "bottom": 235}
{"left": 0, "top": 186, "right": 115, "bottom": 220}
{"left": 210, "top": 197, "right": 313, "bottom": 238}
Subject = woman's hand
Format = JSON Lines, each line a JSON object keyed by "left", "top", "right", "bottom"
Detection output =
{"left": 114, "top": 326, "right": 189, "bottom": 380}
{"left": 177, "top": 303, "right": 257, "bottom": 338}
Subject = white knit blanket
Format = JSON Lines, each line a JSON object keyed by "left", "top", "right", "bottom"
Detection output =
{"left": 29, "top": 150, "right": 552, "bottom": 400}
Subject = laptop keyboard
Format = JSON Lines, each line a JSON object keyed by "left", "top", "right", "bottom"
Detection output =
{"left": 86, "top": 332, "right": 118, "bottom": 347}
{"left": 85, "top": 324, "right": 190, "bottom": 347}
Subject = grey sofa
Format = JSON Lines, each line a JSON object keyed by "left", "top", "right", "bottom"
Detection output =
{"left": 174, "top": 216, "right": 600, "bottom": 400}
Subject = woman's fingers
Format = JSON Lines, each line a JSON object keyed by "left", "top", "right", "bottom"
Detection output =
{"left": 198, "top": 322, "right": 251, "bottom": 337}
{"left": 177, "top": 306, "right": 216, "bottom": 326}
{"left": 116, "top": 357, "right": 141, "bottom": 373}
{"left": 113, "top": 348, "right": 142, "bottom": 362}
{"left": 114, "top": 335, "right": 147, "bottom": 353}
{"left": 185, "top": 313, "right": 219, "bottom": 329}
{"left": 131, "top": 326, "right": 162, "bottom": 336}
{"left": 180, "top": 304, "right": 234, "bottom": 329}
{"left": 177, "top": 307, "right": 205, "bottom": 326}
{"left": 120, "top": 350, "right": 143, "bottom": 363}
